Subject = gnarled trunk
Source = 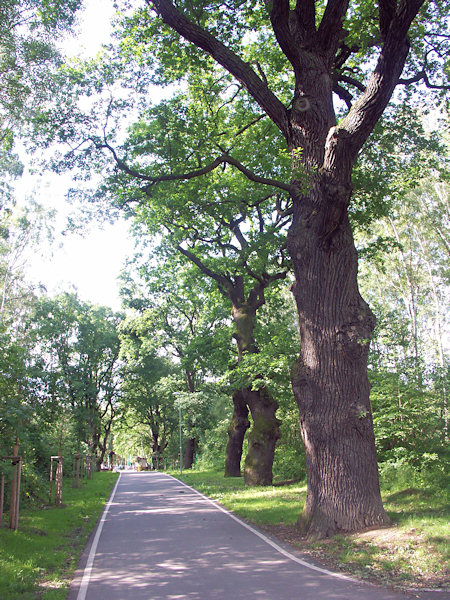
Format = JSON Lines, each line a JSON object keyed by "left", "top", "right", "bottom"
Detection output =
{"left": 243, "top": 386, "right": 281, "bottom": 486}
{"left": 225, "top": 389, "right": 250, "bottom": 476}
{"left": 230, "top": 302, "right": 281, "bottom": 485}
{"left": 288, "top": 179, "right": 390, "bottom": 538}
{"left": 151, "top": 432, "right": 167, "bottom": 470}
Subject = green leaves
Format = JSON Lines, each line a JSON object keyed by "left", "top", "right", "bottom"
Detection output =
{"left": 28, "top": 293, "right": 124, "bottom": 458}
{"left": 0, "top": 0, "right": 82, "bottom": 184}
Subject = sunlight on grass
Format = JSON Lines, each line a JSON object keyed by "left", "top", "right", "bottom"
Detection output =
{"left": 177, "top": 469, "right": 306, "bottom": 526}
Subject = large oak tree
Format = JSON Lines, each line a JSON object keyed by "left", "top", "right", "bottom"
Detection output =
{"left": 124, "top": 0, "right": 447, "bottom": 537}
{"left": 39, "top": 0, "right": 448, "bottom": 538}
{"left": 117, "top": 104, "right": 291, "bottom": 483}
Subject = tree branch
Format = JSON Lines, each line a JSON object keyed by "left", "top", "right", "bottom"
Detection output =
{"left": 378, "top": 0, "right": 397, "bottom": 40}
{"left": 99, "top": 138, "right": 292, "bottom": 193}
{"left": 334, "top": 42, "right": 360, "bottom": 70}
{"left": 247, "top": 281, "right": 266, "bottom": 310}
{"left": 295, "top": 0, "right": 317, "bottom": 39}
{"left": 142, "top": 153, "right": 291, "bottom": 190}
{"left": 338, "top": 73, "right": 366, "bottom": 92}
{"left": 223, "top": 155, "right": 292, "bottom": 191}
{"left": 398, "top": 69, "right": 450, "bottom": 90}
{"left": 176, "top": 244, "right": 232, "bottom": 297}
{"left": 233, "top": 113, "right": 267, "bottom": 138}
{"left": 230, "top": 221, "right": 248, "bottom": 250}
{"left": 317, "top": 0, "right": 350, "bottom": 54}
{"left": 266, "top": 0, "right": 299, "bottom": 68}
{"left": 333, "top": 82, "right": 353, "bottom": 109}
{"left": 264, "top": 270, "right": 289, "bottom": 285}
{"left": 334, "top": 0, "right": 426, "bottom": 164}
{"left": 147, "top": 0, "right": 290, "bottom": 136}
{"left": 275, "top": 195, "right": 294, "bottom": 219}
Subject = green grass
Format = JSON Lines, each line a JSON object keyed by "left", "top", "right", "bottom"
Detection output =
{"left": 175, "top": 469, "right": 449, "bottom": 590}
{"left": 180, "top": 471, "right": 306, "bottom": 526}
{"left": 174, "top": 469, "right": 306, "bottom": 527}
{"left": 0, "top": 471, "right": 118, "bottom": 600}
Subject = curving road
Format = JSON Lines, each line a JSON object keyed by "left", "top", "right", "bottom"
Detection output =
{"left": 68, "top": 471, "right": 444, "bottom": 600}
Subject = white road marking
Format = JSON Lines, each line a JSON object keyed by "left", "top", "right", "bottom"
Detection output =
{"left": 76, "top": 473, "right": 121, "bottom": 600}
{"left": 167, "top": 474, "right": 360, "bottom": 584}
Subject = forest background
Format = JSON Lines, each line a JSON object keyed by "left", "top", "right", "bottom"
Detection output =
{"left": 0, "top": 0, "right": 448, "bottom": 561}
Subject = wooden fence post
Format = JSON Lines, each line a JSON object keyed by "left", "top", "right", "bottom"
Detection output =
{"left": 50, "top": 455, "right": 63, "bottom": 505}
{"left": 1, "top": 446, "right": 22, "bottom": 530}
{"left": 86, "top": 454, "right": 93, "bottom": 480}
{"left": 9, "top": 441, "right": 18, "bottom": 530}
{"left": 50, "top": 456, "right": 54, "bottom": 502}
{"left": 14, "top": 456, "right": 21, "bottom": 530}
{"left": 55, "top": 454, "right": 63, "bottom": 505}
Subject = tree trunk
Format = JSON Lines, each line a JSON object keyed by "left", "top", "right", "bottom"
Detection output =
{"left": 243, "top": 386, "right": 281, "bottom": 486}
{"left": 224, "top": 389, "right": 250, "bottom": 477}
{"left": 183, "top": 437, "right": 196, "bottom": 469}
{"left": 91, "top": 431, "right": 102, "bottom": 471}
{"left": 151, "top": 432, "right": 168, "bottom": 470}
{"left": 230, "top": 301, "right": 281, "bottom": 485}
{"left": 151, "top": 433, "right": 160, "bottom": 469}
{"left": 96, "top": 434, "right": 108, "bottom": 470}
{"left": 288, "top": 183, "right": 390, "bottom": 538}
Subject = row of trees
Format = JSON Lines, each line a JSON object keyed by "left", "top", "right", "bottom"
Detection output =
{"left": 0, "top": 0, "right": 448, "bottom": 539}
{"left": 0, "top": 175, "right": 447, "bottom": 511}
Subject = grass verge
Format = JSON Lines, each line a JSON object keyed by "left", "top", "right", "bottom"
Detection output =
{"left": 175, "top": 469, "right": 449, "bottom": 591}
{"left": 0, "top": 471, "right": 118, "bottom": 600}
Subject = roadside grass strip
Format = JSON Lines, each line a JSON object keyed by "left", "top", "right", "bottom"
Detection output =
{"left": 0, "top": 471, "right": 118, "bottom": 600}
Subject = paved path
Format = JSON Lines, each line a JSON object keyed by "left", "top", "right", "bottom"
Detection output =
{"left": 68, "top": 472, "right": 445, "bottom": 600}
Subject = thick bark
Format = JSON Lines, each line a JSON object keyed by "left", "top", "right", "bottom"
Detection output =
{"left": 151, "top": 432, "right": 167, "bottom": 470}
{"left": 148, "top": 0, "right": 425, "bottom": 533}
{"left": 243, "top": 386, "right": 281, "bottom": 486}
{"left": 183, "top": 437, "right": 196, "bottom": 470}
{"left": 224, "top": 389, "right": 250, "bottom": 477}
{"left": 95, "top": 451, "right": 103, "bottom": 471}
{"left": 288, "top": 179, "right": 390, "bottom": 538}
{"left": 95, "top": 410, "right": 114, "bottom": 471}
{"left": 231, "top": 302, "right": 281, "bottom": 486}
{"left": 91, "top": 431, "right": 102, "bottom": 471}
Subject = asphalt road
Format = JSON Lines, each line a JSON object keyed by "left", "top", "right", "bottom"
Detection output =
{"left": 68, "top": 471, "right": 446, "bottom": 600}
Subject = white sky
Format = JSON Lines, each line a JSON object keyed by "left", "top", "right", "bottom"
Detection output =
{"left": 18, "top": 0, "right": 136, "bottom": 312}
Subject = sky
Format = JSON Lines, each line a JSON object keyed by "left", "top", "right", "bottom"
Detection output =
{"left": 20, "top": 0, "right": 135, "bottom": 311}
